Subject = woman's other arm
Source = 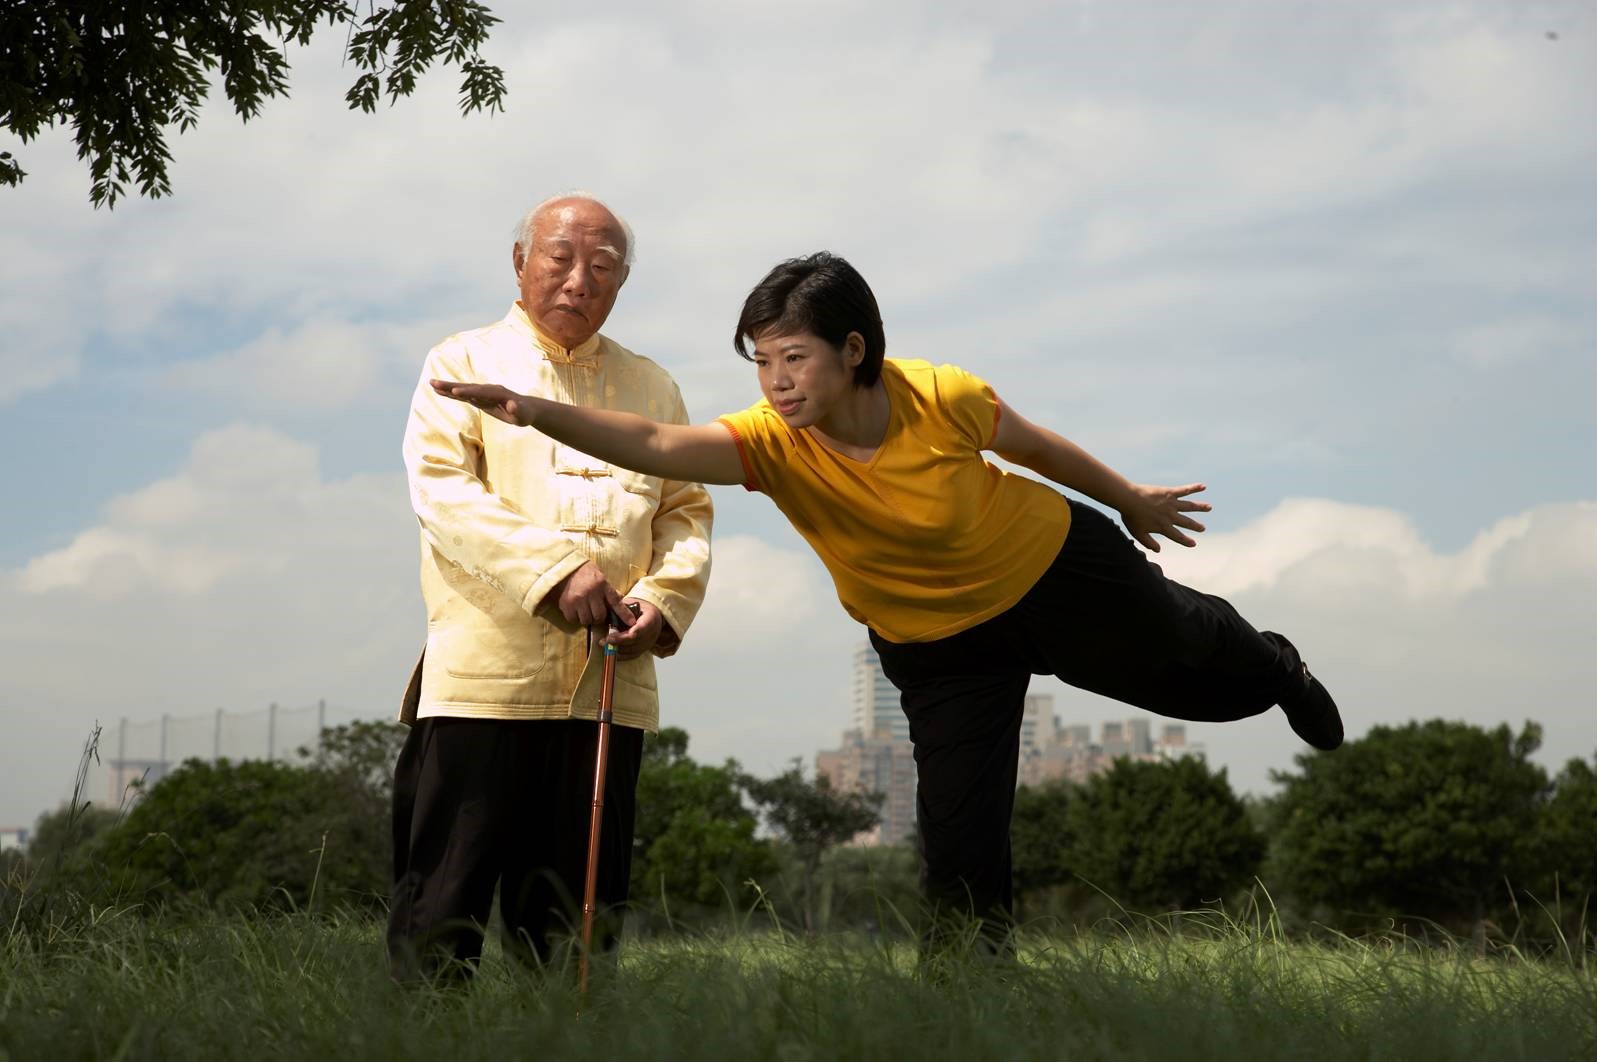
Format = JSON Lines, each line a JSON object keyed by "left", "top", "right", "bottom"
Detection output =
{"left": 989, "top": 398, "right": 1210, "bottom": 552}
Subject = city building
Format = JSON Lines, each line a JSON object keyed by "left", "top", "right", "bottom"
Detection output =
{"left": 851, "top": 642, "right": 908, "bottom": 742}
{"left": 818, "top": 643, "right": 1211, "bottom": 844}
{"left": 0, "top": 827, "right": 28, "bottom": 854}
{"left": 816, "top": 643, "right": 917, "bottom": 844}
{"left": 815, "top": 728, "right": 918, "bottom": 845}
{"left": 1020, "top": 711, "right": 1207, "bottom": 787}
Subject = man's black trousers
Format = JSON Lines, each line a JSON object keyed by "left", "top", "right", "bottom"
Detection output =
{"left": 387, "top": 715, "right": 644, "bottom": 982}
{"left": 870, "top": 499, "right": 1303, "bottom": 951}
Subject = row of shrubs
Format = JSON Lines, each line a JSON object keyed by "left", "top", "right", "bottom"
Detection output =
{"left": 5, "top": 717, "right": 1594, "bottom": 945}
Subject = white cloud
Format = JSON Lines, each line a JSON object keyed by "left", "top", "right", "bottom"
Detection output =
{"left": 18, "top": 425, "right": 383, "bottom": 596}
{"left": 164, "top": 315, "right": 456, "bottom": 410}
{"left": 1451, "top": 315, "right": 1584, "bottom": 369}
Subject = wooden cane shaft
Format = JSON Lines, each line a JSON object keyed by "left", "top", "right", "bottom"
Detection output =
{"left": 579, "top": 643, "right": 619, "bottom": 994}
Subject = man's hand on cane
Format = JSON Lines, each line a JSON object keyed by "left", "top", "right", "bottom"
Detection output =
{"left": 554, "top": 561, "right": 627, "bottom": 627}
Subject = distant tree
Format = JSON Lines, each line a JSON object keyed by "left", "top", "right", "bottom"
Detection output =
{"left": 1, "top": 1, "right": 506, "bottom": 206}
{"left": 1011, "top": 780, "right": 1075, "bottom": 909}
{"left": 630, "top": 728, "right": 775, "bottom": 918}
{"left": 813, "top": 843, "right": 919, "bottom": 936}
{"left": 1271, "top": 719, "right": 1548, "bottom": 932}
{"left": 299, "top": 719, "right": 407, "bottom": 804}
{"left": 97, "top": 757, "right": 387, "bottom": 912}
{"left": 1530, "top": 752, "right": 1597, "bottom": 936}
{"left": 1062, "top": 756, "right": 1264, "bottom": 913}
{"left": 742, "top": 760, "right": 881, "bottom": 932}
{"left": 20, "top": 801, "right": 122, "bottom": 881}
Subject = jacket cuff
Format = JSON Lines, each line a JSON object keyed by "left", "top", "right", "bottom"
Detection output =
{"left": 520, "top": 549, "right": 588, "bottom": 617}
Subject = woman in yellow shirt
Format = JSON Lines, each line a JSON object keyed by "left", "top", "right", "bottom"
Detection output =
{"left": 432, "top": 251, "right": 1342, "bottom": 952}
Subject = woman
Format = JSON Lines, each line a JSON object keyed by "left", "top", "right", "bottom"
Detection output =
{"left": 433, "top": 251, "right": 1341, "bottom": 950}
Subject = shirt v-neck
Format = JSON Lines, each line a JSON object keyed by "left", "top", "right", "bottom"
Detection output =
{"left": 801, "top": 367, "right": 898, "bottom": 470}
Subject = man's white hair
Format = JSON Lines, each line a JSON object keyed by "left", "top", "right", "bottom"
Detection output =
{"left": 512, "top": 191, "right": 636, "bottom": 268}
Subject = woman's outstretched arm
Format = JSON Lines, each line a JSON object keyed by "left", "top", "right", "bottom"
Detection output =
{"left": 989, "top": 397, "right": 1211, "bottom": 552}
{"left": 430, "top": 380, "right": 747, "bottom": 485}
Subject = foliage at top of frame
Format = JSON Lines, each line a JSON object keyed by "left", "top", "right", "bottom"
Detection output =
{"left": 0, "top": 1, "right": 506, "bottom": 206}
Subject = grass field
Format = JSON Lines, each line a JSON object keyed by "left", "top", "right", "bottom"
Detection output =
{"left": 3, "top": 905, "right": 1593, "bottom": 1061}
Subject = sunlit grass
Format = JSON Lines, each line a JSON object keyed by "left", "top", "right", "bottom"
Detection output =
{"left": 2, "top": 901, "right": 1592, "bottom": 1062}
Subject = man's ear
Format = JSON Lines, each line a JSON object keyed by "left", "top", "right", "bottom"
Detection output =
{"left": 511, "top": 244, "right": 526, "bottom": 277}
{"left": 618, "top": 263, "right": 631, "bottom": 289}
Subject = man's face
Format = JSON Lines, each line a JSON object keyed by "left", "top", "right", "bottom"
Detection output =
{"left": 513, "top": 199, "right": 629, "bottom": 348}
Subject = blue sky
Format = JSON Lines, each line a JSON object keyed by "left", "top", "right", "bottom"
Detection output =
{"left": 2, "top": 0, "right": 1594, "bottom": 829}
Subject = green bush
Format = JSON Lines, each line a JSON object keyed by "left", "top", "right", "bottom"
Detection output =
{"left": 1527, "top": 752, "right": 1597, "bottom": 941}
{"left": 1271, "top": 719, "right": 1547, "bottom": 934}
{"left": 97, "top": 756, "right": 387, "bottom": 912}
{"left": 630, "top": 729, "right": 776, "bottom": 924}
{"left": 1065, "top": 756, "right": 1264, "bottom": 913}
{"left": 1008, "top": 758, "right": 1263, "bottom": 919}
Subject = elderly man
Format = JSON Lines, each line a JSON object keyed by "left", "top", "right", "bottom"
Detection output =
{"left": 388, "top": 195, "right": 713, "bottom": 982}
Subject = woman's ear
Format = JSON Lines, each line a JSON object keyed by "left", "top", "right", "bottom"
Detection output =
{"left": 844, "top": 331, "right": 866, "bottom": 368}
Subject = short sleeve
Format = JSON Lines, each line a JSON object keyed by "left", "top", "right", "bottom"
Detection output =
{"left": 715, "top": 402, "right": 791, "bottom": 494}
{"left": 935, "top": 363, "right": 1001, "bottom": 450}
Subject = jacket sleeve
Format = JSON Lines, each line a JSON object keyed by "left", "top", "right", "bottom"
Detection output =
{"left": 623, "top": 381, "right": 714, "bottom": 658}
{"left": 402, "top": 340, "right": 587, "bottom": 615}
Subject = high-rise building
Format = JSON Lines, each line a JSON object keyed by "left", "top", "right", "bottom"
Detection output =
{"left": 852, "top": 642, "right": 907, "bottom": 741}
{"left": 1127, "top": 717, "right": 1152, "bottom": 757}
{"left": 815, "top": 642, "right": 917, "bottom": 844}
{"left": 1020, "top": 693, "right": 1056, "bottom": 757}
{"left": 1101, "top": 720, "right": 1128, "bottom": 760}
{"left": 815, "top": 728, "right": 918, "bottom": 845}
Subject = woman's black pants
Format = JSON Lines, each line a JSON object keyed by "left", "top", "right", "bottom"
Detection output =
{"left": 869, "top": 499, "right": 1303, "bottom": 954}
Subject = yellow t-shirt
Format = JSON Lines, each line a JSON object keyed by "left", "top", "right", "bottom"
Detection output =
{"left": 716, "top": 359, "right": 1071, "bottom": 643}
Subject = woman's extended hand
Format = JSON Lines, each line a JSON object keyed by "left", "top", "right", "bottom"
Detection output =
{"left": 431, "top": 379, "right": 538, "bottom": 426}
{"left": 1118, "top": 483, "right": 1211, "bottom": 552}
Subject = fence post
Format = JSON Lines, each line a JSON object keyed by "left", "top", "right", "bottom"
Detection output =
{"left": 267, "top": 702, "right": 277, "bottom": 762}
{"left": 116, "top": 715, "right": 127, "bottom": 805}
{"left": 159, "top": 713, "right": 169, "bottom": 779}
{"left": 318, "top": 698, "right": 326, "bottom": 746}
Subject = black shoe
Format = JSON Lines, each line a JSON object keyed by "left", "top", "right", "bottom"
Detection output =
{"left": 1268, "top": 634, "right": 1344, "bottom": 751}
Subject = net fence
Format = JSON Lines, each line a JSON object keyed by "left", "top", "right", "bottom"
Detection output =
{"left": 103, "top": 701, "right": 379, "bottom": 805}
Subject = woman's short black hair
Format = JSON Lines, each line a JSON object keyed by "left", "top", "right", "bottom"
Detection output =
{"left": 733, "top": 252, "right": 885, "bottom": 388}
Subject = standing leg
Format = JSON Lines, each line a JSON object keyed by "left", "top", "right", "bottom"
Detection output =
{"left": 498, "top": 720, "right": 645, "bottom": 972}
{"left": 870, "top": 628, "right": 1030, "bottom": 961}
{"left": 386, "top": 717, "right": 513, "bottom": 984}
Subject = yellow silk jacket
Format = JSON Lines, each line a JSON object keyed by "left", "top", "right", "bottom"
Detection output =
{"left": 400, "top": 303, "right": 714, "bottom": 731}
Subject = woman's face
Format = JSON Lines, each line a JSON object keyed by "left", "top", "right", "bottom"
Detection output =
{"left": 750, "top": 330, "right": 864, "bottom": 428}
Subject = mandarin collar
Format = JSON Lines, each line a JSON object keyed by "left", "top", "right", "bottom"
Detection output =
{"left": 507, "top": 302, "right": 604, "bottom": 365}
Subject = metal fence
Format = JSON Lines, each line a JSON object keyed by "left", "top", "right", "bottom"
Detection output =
{"left": 104, "top": 701, "right": 376, "bottom": 806}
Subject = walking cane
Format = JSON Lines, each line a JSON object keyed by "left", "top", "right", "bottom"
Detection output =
{"left": 578, "top": 603, "right": 635, "bottom": 998}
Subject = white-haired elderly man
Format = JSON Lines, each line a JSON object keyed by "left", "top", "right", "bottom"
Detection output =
{"left": 388, "top": 195, "right": 713, "bottom": 983}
